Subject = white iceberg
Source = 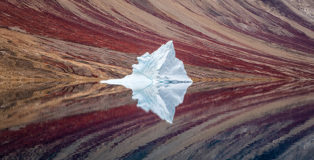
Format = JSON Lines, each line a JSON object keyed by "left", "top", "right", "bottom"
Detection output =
{"left": 100, "top": 41, "right": 192, "bottom": 123}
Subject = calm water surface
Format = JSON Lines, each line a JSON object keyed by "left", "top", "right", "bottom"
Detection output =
{"left": 1, "top": 80, "right": 314, "bottom": 160}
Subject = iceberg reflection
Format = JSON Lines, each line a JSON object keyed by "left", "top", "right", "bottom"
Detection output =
{"left": 101, "top": 41, "right": 192, "bottom": 123}
{"left": 134, "top": 81, "right": 191, "bottom": 123}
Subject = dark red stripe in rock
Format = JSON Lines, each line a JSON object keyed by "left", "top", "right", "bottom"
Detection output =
{"left": 0, "top": 104, "right": 160, "bottom": 155}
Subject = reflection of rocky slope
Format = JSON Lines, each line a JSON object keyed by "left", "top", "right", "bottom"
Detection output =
{"left": 0, "top": 81, "right": 134, "bottom": 130}
{"left": 1, "top": 80, "right": 314, "bottom": 160}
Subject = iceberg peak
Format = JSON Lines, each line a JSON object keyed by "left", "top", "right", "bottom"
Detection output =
{"left": 101, "top": 40, "right": 192, "bottom": 123}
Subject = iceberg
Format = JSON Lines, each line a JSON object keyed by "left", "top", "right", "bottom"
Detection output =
{"left": 100, "top": 41, "right": 192, "bottom": 123}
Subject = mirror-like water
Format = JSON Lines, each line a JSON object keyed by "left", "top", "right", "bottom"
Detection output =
{"left": 1, "top": 80, "right": 313, "bottom": 159}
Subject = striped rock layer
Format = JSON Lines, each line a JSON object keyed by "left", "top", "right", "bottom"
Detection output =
{"left": 0, "top": 0, "right": 314, "bottom": 159}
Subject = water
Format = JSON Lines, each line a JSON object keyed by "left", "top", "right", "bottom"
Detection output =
{"left": 0, "top": 80, "right": 314, "bottom": 160}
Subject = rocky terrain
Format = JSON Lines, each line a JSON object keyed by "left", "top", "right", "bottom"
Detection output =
{"left": 0, "top": 0, "right": 314, "bottom": 159}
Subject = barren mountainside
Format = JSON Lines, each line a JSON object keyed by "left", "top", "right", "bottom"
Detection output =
{"left": 0, "top": 1, "right": 314, "bottom": 160}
